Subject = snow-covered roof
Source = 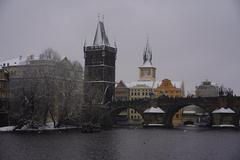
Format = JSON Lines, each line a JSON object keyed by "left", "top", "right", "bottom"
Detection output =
{"left": 0, "top": 56, "right": 28, "bottom": 68}
{"left": 212, "top": 107, "right": 235, "bottom": 114}
{"left": 0, "top": 52, "right": 64, "bottom": 69}
{"left": 126, "top": 80, "right": 183, "bottom": 89}
{"left": 93, "top": 20, "right": 110, "bottom": 46}
{"left": 126, "top": 81, "right": 157, "bottom": 88}
{"left": 140, "top": 61, "right": 154, "bottom": 68}
{"left": 144, "top": 107, "right": 165, "bottom": 113}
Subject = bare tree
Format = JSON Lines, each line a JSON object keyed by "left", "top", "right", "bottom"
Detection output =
{"left": 9, "top": 50, "right": 84, "bottom": 129}
{"left": 219, "top": 85, "right": 234, "bottom": 97}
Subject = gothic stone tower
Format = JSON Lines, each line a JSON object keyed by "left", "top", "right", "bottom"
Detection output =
{"left": 139, "top": 39, "right": 156, "bottom": 81}
{"left": 84, "top": 19, "right": 117, "bottom": 105}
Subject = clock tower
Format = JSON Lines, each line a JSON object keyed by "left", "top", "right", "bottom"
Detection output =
{"left": 139, "top": 39, "right": 156, "bottom": 81}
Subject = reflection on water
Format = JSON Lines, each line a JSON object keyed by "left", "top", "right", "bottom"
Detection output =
{"left": 0, "top": 127, "right": 240, "bottom": 160}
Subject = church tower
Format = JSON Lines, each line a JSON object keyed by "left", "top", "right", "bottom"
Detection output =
{"left": 139, "top": 39, "right": 156, "bottom": 81}
{"left": 83, "top": 18, "right": 117, "bottom": 105}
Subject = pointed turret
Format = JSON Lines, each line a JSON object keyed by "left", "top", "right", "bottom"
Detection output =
{"left": 93, "top": 19, "right": 110, "bottom": 46}
{"left": 143, "top": 38, "right": 152, "bottom": 66}
{"left": 139, "top": 38, "right": 156, "bottom": 81}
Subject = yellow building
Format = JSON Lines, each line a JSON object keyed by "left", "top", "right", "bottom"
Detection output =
{"left": 127, "top": 82, "right": 155, "bottom": 123}
{"left": 155, "top": 79, "right": 184, "bottom": 97}
{"left": 155, "top": 79, "right": 184, "bottom": 126}
{"left": 115, "top": 80, "right": 154, "bottom": 123}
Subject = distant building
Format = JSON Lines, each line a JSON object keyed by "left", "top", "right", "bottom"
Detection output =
{"left": 0, "top": 50, "right": 83, "bottom": 127}
{"left": 195, "top": 80, "right": 219, "bottom": 97}
{"left": 115, "top": 80, "right": 129, "bottom": 101}
{"left": 83, "top": 18, "right": 117, "bottom": 105}
{"left": 155, "top": 79, "right": 184, "bottom": 126}
{"left": 114, "top": 81, "right": 129, "bottom": 124}
{"left": 0, "top": 69, "right": 9, "bottom": 126}
{"left": 155, "top": 79, "right": 184, "bottom": 97}
{"left": 0, "top": 69, "right": 9, "bottom": 98}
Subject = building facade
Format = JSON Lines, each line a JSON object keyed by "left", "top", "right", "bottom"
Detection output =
{"left": 115, "top": 80, "right": 129, "bottom": 101}
{"left": 84, "top": 19, "right": 117, "bottom": 105}
{"left": 195, "top": 80, "right": 219, "bottom": 97}
{"left": 0, "top": 69, "right": 9, "bottom": 98}
{"left": 0, "top": 69, "right": 9, "bottom": 126}
{"left": 0, "top": 50, "right": 83, "bottom": 127}
{"left": 155, "top": 79, "right": 184, "bottom": 98}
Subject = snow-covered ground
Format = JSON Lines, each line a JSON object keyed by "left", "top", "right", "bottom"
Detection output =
{"left": 0, "top": 126, "right": 15, "bottom": 132}
{"left": 212, "top": 124, "right": 236, "bottom": 128}
{"left": 0, "top": 123, "right": 78, "bottom": 132}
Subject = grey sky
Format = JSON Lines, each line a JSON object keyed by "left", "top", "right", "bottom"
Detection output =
{"left": 0, "top": 0, "right": 240, "bottom": 95}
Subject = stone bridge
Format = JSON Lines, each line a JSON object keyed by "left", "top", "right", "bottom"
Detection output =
{"left": 107, "top": 96, "right": 240, "bottom": 128}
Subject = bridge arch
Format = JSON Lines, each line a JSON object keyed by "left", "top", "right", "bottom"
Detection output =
{"left": 163, "top": 103, "right": 211, "bottom": 128}
{"left": 110, "top": 106, "right": 144, "bottom": 125}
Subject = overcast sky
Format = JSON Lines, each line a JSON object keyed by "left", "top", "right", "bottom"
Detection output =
{"left": 0, "top": 0, "right": 240, "bottom": 95}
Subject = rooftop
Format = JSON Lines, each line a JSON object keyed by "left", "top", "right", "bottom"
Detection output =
{"left": 212, "top": 107, "right": 235, "bottom": 114}
{"left": 126, "top": 80, "right": 183, "bottom": 89}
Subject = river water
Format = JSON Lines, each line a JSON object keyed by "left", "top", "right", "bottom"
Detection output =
{"left": 0, "top": 127, "right": 240, "bottom": 160}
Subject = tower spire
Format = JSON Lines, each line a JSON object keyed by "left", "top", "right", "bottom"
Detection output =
{"left": 93, "top": 15, "right": 110, "bottom": 46}
{"left": 143, "top": 38, "right": 152, "bottom": 65}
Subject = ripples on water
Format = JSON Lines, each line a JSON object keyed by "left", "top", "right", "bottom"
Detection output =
{"left": 0, "top": 127, "right": 240, "bottom": 160}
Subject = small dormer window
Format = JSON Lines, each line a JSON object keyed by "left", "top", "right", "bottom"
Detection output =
{"left": 14, "top": 62, "right": 17, "bottom": 64}
{"left": 3, "top": 63, "right": 5, "bottom": 67}
{"left": 7, "top": 63, "right": 9, "bottom": 66}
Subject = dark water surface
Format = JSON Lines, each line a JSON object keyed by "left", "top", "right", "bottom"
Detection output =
{"left": 0, "top": 127, "right": 240, "bottom": 160}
